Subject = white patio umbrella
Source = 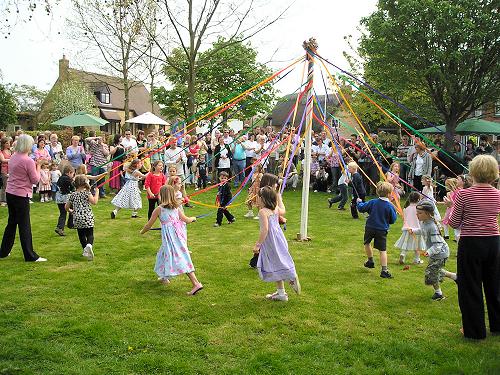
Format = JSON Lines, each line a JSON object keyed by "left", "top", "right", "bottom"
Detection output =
{"left": 125, "top": 112, "right": 169, "bottom": 126}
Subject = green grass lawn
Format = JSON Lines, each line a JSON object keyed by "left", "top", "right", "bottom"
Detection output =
{"left": 1, "top": 187, "right": 499, "bottom": 375}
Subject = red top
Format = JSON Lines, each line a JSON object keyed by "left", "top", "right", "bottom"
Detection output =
{"left": 449, "top": 185, "right": 500, "bottom": 236}
{"left": 0, "top": 150, "right": 11, "bottom": 174}
{"left": 189, "top": 144, "right": 200, "bottom": 157}
{"left": 144, "top": 172, "right": 166, "bottom": 198}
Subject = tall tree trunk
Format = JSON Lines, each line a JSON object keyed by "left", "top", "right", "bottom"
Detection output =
{"left": 187, "top": 57, "right": 196, "bottom": 133}
{"left": 444, "top": 118, "right": 458, "bottom": 152}
{"left": 123, "top": 72, "right": 130, "bottom": 123}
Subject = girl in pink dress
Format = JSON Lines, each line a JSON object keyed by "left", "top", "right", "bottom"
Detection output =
{"left": 386, "top": 162, "right": 404, "bottom": 199}
{"left": 395, "top": 192, "right": 426, "bottom": 264}
{"left": 38, "top": 160, "right": 52, "bottom": 202}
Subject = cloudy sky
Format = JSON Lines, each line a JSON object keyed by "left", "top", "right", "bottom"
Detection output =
{"left": 0, "top": 0, "right": 377, "bottom": 95}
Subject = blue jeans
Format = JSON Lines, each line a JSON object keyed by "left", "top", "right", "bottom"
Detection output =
{"left": 91, "top": 166, "right": 106, "bottom": 197}
{"left": 232, "top": 159, "right": 246, "bottom": 186}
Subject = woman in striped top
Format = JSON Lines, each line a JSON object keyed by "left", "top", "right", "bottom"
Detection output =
{"left": 449, "top": 155, "right": 500, "bottom": 340}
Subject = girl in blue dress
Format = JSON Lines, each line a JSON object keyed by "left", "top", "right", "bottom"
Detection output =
{"left": 141, "top": 185, "right": 203, "bottom": 295}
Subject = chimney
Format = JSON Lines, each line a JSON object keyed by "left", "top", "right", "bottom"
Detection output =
{"left": 59, "top": 55, "right": 69, "bottom": 80}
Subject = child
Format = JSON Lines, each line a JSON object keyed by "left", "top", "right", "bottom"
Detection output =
{"left": 245, "top": 163, "right": 263, "bottom": 219}
{"left": 395, "top": 191, "right": 425, "bottom": 264}
{"left": 347, "top": 161, "right": 366, "bottom": 219}
{"left": 55, "top": 165, "right": 75, "bottom": 236}
{"left": 408, "top": 200, "right": 453, "bottom": 300}
{"left": 66, "top": 175, "right": 99, "bottom": 260}
{"left": 38, "top": 160, "right": 52, "bottom": 202}
{"left": 253, "top": 186, "right": 300, "bottom": 301}
{"left": 308, "top": 154, "right": 320, "bottom": 186}
{"left": 313, "top": 164, "right": 329, "bottom": 192}
{"left": 444, "top": 174, "right": 472, "bottom": 242}
{"left": 167, "top": 175, "right": 185, "bottom": 208}
{"left": 144, "top": 160, "right": 166, "bottom": 219}
{"left": 441, "top": 178, "right": 458, "bottom": 240}
{"left": 214, "top": 171, "right": 235, "bottom": 227}
{"left": 111, "top": 159, "right": 146, "bottom": 219}
{"left": 50, "top": 162, "right": 61, "bottom": 201}
{"left": 328, "top": 168, "right": 349, "bottom": 210}
{"left": 140, "top": 185, "right": 203, "bottom": 295}
{"left": 357, "top": 181, "right": 398, "bottom": 278}
{"left": 195, "top": 154, "right": 208, "bottom": 191}
{"left": 421, "top": 175, "right": 442, "bottom": 222}
{"left": 167, "top": 165, "right": 189, "bottom": 207}
{"left": 386, "top": 162, "right": 404, "bottom": 198}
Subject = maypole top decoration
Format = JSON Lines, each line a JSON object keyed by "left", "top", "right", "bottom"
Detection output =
{"left": 302, "top": 38, "right": 318, "bottom": 53}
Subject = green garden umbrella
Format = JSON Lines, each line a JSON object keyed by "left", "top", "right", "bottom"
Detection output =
{"left": 456, "top": 118, "right": 500, "bottom": 135}
{"left": 418, "top": 125, "right": 446, "bottom": 134}
{"left": 52, "top": 111, "right": 109, "bottom": 127}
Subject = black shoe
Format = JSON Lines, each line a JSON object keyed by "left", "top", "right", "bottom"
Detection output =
{"left": 364, "top": 260, "right": 375, "bottom": 269}
{"left": 444, "top": 236, "right": 449, "bottom": 240}
{"left": 328, "top": 199, "right": 333, "bottom": 208}
{"left": 111, "top": 211, "right": 116, "bottom": 219}
{"left": 249, "top": 254, "right": 258, "bottom": 268}
{"left": 229, "top": 219, "right": 236, "bottom": 224}
{"left": 54, "top": 228, "right": 65, "bottom": 236}
{"left": 380, "top": 270, "right": 393, "bottom": 278}
{"left": 338, "top": 207, "right": 345, "bottom": 211}
{"left": 431, "top": 292, "right": 445, "bottom": 301}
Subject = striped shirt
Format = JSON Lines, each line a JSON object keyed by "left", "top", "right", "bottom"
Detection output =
{"left": 449, "top": 185, "right": 500, "bottom": 236}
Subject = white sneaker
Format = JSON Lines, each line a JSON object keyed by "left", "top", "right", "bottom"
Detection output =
{"left": 413, "top": 259, "right": 424, "bottom": 264}
{"left": 35, "top": 257, "right": 47, "bottom": 262}
{"left": 29, "top": 200, "right": 34, "bottom": 204}
{"left": 265, "top": 291, "right": 288, "bottom": 301}
{"left": 253, "top": 216, "right": 259, "bottom": 220}
{"left": 83, "top": 244, "right": 94, "bottom": 260}
{"left": 40, "top": 197, "right": 45, "bottom": 203}
{"left": 244, "top": 211, "right": 254, "bottom": 218}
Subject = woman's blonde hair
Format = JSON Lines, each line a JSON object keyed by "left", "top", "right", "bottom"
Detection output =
{"left": 376, "top": 181, "right": 394, "bottom": 198}
{"left": 14, "top": 134, "right": 34, "bottom": 154}
{"left": 71, "top": 135, "right": 80, "bottom": 142}
{"left": 159, "top": 185, "right": 179, "bottom": 209}
{"left": 469, "top": 155, "right": 499, "bottom": 183}
{"left": 347, "top": 161, "right": 358, "bottom": 170}
{"left": 74, "top": 175, "right": 90, "bottom": 191}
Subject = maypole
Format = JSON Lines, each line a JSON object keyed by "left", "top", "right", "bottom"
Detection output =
{"left": 299, "top": 37, "right": 318, "bottom": 241}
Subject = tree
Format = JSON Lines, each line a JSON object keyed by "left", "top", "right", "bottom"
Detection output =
{"left": 70, "top": 0, "right": 154, "bottom": 121}
{"left": 46, "top": 80, "right": 97, "bottom": 124}
{"left": 0, "top": 84, "right": 17, "bottom": 129}
{"left": 357, "top": 0, "right": 500, "bottom": 149}
{"left": 138, "top": 0, "right": 289, "bottom": 123}
{"left": 6, "top": 84, "right": 47, "bottom": 113}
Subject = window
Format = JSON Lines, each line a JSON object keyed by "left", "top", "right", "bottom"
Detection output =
{"left": 474, "top": 107, "right": 483, "bottom": 118}
{"left": 495, "top": 101, "right": 500, "bottom": 116}
{"left": 100, "top": 92, "right": 110, "bottom": 104}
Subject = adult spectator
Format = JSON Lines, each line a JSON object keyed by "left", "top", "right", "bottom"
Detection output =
{"left": 476, "top": 135, "right": 493, "bottom": 155}
{"left": 464, "top": 139, "right": 477, "bottom": 164}
{"left": 146, "top": 132, "right": 163, "bottom": 164}
{"left": 408, "top": 143, "right": 432, "bottom": 192}
{"left": 254, "top": 134, "right": 269, "bottom": 170}
{"left": 66, "top": 135, "right": 86, "bottom": 169}
{"left": 312, "top": 137, "right": 330, "bottom": 163}
{"left": 382, "top": 139, "right": 395, "bottom": 169}
{"left": 0, "top": 134, "right": 46, "bottom": 262}
{"left": 449, "top": 155, "right": 500, "bottom": 340}
{"left": 491, "top": 141, "right": 500, "bottom": 165}
{"left": 231, "top": 135, "right": 247, "bottom": 186}
{"left": 222, "top": 129, "right": 233, "bottom": 145}
{"left": 109, "top": 134, "right": 125, "bottom": 193}
{"left": 164, "top": 137, "right": 187, "bottom": 180}
{"left": 121, "top": 130, "right": 138, "bottom": 153}
{"left": 243, "top": 133, "right": 257, "bottom": 177}
{"left": 0, "top": 137, "right": 12, "bottom": 207}
{"left": 346, "top": 134, "right": 361, "bottom": 163}
{"left": 32, "top": 136, "right": 52, "bottom": 162}
{"left": 48, "top": 133, "right": 64, "bottom": 164}
{"left": 136, "top": 130, "right": 146, "bottom": 154}
{"left": 214, "top": 136, "right": 232, "bottom": 176}
{"left": 86, "top": 133, "right": 110, "bottom": 198}
{"left": 321, "top": 131, "right": 331, "bottom": 147}
{"left": 327, "top": 144, "right": 341, "bottom": 193}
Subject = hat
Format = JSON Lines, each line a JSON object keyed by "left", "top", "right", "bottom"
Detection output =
{"left": 416, "top": 200, "right": 435, "bottom": 213}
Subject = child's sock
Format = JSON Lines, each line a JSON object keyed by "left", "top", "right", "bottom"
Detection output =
{"left": 277, "top": 288, "right": 286, "bottom": 296}
{"left": 443, "top": 225, "right": 449, "bottom": 237}
{"left": 368, "top": 257, "right": 374, "bottom": 262}
{"left": 381, "top": 265, "right": 388, "bottom": 271}
{"left": 435, "top": 287, "right": 442, "bottom": 295}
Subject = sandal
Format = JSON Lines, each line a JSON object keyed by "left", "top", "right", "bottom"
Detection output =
{"left": 158, "top": 277, "right": 170, "bottom": 285}
{"left": 187, "top": 284, "right": 203, "bottom": 295}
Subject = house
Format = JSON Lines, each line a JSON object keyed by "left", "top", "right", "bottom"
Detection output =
{"left": 267, "top": 93, "right": 347, "bottom": 136}
{"left": 473, "top": 101, "right": 500, "bottom": 124}
{"left": 37, "top": 55, "right": 167, "bottom": 134}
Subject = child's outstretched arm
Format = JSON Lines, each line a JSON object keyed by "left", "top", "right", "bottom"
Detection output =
{"left": 178, "top": 209, "right": 196, "bottom": 224}
{"left": 140, "top": 206, "right": 161, "bottom": 234}
{"left": 276, "top": 193, "right": 286, "bottom": 216}
{"left": 133, "top": 170, "right": 147, "bottom": 180}
{"left": 88, "top": 188, "right": 99, "bottom": 205}
{"left": 254, "top": 210, "right": 269, "bottom": 254}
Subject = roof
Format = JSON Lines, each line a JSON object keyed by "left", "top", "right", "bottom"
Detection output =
{"left": 68, "top": 68, "right": 163, "bottom": 119}
{"left": 100, "top": 108, "right": 122, "bottom": 122}
{"left": 268, "top": 93, "right": 340, "bottom": 131}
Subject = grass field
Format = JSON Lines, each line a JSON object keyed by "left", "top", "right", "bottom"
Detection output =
{"left": 0, "top": 187, "right": 499, "bottom": 375}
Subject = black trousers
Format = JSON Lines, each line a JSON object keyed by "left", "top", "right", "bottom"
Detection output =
{"left": 245, "top": 157, "right": 253, "bottom": 177}
{"left": 197, "top": 175, "right": 208, "bottom": 189}
{"left": 57, "top": 203, "right": 74, "bottom": 230}
{"left": 457, "top": 236, "right": 500, "bottom": 339}
{"left": 329, "top": 184, "right": 348, "bottom": 209}
{"left": 351, "top": 195, "right": 365, "bottom": 219}
{"left": 77, "top": 227, "right": 94, "bottom": 249}
{"left": 148, "top": 198, "right": 159, "bottom": 220}
{"left": 413, "top": 175, "right": 423, "bottom": 193}
{"left": 0, "top": 193, "right": 39, "bottom": 261}
{"left": 216, "top": 207, "right": 234, "bottom": 225}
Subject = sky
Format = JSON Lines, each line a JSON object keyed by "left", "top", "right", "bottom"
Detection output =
{"left": 0, "top": 0, "right": 378, "bottom": 95}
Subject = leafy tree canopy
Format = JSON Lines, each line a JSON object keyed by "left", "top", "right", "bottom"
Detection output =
{"left": 0, "top": 84, "right": 17, "bottom": 129}
{"left": 355, "top": 0, "right": 500, "bottom": 147}
{"left": 6, "top": 84, "right": 47, "bottom": 113}
{"left": 46, "top": 80, "right": 97, "bottom": 125}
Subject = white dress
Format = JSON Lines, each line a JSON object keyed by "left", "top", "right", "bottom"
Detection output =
{"left": 111, "top": 171, "right": 142, "bottom": 210}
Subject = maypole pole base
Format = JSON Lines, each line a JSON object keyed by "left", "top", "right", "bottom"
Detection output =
{"left": 295, "top": 233, "right": 312, "bottom": 242}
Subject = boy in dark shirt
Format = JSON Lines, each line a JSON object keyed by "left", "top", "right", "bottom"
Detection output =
{"left": 196, "top": 154, "right": 208, "bottom": 190}
{"left": 55, "top": 165, "right": 75, "bottom": 235}
{"left": 357, "top": 181, "right": 398, "bottom": 278}
{"left": 347, "top": 162, "right": 366, "bottom": 219}
{"left": 214, "top": 171, "right": 235, "bottom": 227}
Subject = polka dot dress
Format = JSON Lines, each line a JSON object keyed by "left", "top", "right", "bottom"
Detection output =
{"left": 68, "top": 191, "right": 94, "bottom": 228}
{"left": 111, "top": 172, "right": 142, "bottom": 210}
